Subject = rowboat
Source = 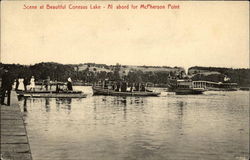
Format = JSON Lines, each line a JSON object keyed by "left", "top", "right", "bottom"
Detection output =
{"left": 16, "top": 90, "right": 87, "bottom": 98}
{"left": 92, "top": 86, "right": 160, "bottom": 97}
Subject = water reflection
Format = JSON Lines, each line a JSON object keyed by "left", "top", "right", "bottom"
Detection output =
{"left": 51, "top": 98, "right": 73, "bottom": 114}
{"left": 55, "top": 98, "right": 72, "bottom": 105}
{"left": 99, "top": 96, "right": 145, "bottom": 106}
{"left": 23, "top": 98, "right": 27, "bottom": 112}
{"left": 177, "top": 101, "right": 185, "bottom": 117}
{"left": 19, "top": 97, "right": 74, "bottom": 113}
{"left": 45, "top": 98, "right": 50, "bottom": 112}
{"left": 176, "top": 101, "right": 185, "bottom": 134}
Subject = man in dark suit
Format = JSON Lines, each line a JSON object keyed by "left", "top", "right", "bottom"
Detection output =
{"left": 1, "top": 69, "right": 13, "bottom": 106}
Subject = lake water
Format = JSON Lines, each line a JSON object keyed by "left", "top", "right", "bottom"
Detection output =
{"left": 19, "top": 86, "right": 249, "bottom": 160}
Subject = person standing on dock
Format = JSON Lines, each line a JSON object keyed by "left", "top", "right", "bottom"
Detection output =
{"left": 17, "top": 78, "right": 25, "bottom": 91}
{"left": 1, "top": 69, "right": 13, "bottom": 106}
{"left": 23, "top": 77, "right": 29, "bottom": 91}
{"left": 29, "top": 76, "right": 36, "bottom": 91}
{"left": 14, "top": 78, "right": 19, "bottom": 91}
{"left": 45, "top": 76, "right": 51, "bottom": 91}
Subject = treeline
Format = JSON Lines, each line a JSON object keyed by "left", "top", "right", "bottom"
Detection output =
{"left": 0, "top": 62, "right": 74, "bottom": 82}
{"left": 0, "top": 62, "right": 182, "bottom": 85}
{"left": 2, "top": 63, "right": 248, "bottom": 86}
{"left": 188, "top": 66, "right": 250, "bottom": 87}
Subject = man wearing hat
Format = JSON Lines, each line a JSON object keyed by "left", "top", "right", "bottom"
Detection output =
{"left": 1, "top": 68, "right": 13, "bottom": 106}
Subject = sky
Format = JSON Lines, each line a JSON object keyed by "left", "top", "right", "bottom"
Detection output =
{"left": 1, "top": 1, "right": 249, "bottom": 69}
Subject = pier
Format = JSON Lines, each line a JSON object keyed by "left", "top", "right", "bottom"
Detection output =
{"left": 1, "top": 91, "right": 32, "bottom": 160}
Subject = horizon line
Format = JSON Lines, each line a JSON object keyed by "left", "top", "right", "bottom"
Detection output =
{"left": 0, "top": 61, "right": 249, "bottom": 70}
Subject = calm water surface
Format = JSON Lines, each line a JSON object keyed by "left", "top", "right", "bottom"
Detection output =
{"left": 19, "top": 86, "right": 249, "bottom": 160}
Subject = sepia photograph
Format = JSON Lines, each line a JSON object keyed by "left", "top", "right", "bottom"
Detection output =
{"left": 0, "top": 1, "right": 249, "bottom": 160}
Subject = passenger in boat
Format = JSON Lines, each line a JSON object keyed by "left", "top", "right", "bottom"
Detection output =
{"left": 56, "top": 83, "right": 64, "bottom": 92}
{"left": 40, "top": 80, "right": 44, "bottom": 90}
{"left": 135, "top": 83, "right": 139, "bottom": 91}
{"left": 130, "top": 83, "right": 133, "bottom": 92}
{"left": 55, "top": 81, "right": 59, "bottom": 92}
{"left": 45, "top": 76, "right": 51, "bottom": 91}
{"left": 29, "top": 76, "right": 36, "bottom": 91}
{"left": 112, "top": 82, "right": 118, "bottom": 91}
{"left": 116, "top": 82, "right": 120, "bottom": 92}
{"left": 67, "top": 77, "right": 73, "bottom": 91}
{"left": 126, "top": 82, "right": 130, "bottom": 92}
{"left": 104, "top": 80, "right": 108, "bottom": 89}
{"left": 141, "top": 84, "right": 146, "bottom": 92}
{"left": 44, "top": 81, "right": 48, "bottom": 91}
{"left": 1, "top": 68, "right": 13, "bottom": 106}
{"left": 49, "top": 80, "right": 53, "bottom": 90}
{"left": 121, "top": 82, "right": 127, "bottom": 92}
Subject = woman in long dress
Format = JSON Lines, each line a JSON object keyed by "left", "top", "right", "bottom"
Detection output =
{"left": 17, "top": 78, "right": 25, "bottom": 91}
{"left": 30, "top": 76, "right": 36, "bottom": 91}
{"left": 67, "top": 77, "right": 73, "bottom": 91}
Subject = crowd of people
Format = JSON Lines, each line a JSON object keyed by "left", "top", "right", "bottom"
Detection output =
{"left": 13, "top": 76, "right": 73, "bottom": 92}
{"left": 55, "top": 77, "right": 73, "bottom": 92}
{"left": 1, "top": 67, "right": 74, "bottom": 105}
{"left": 103, "top": 81, "right": 147, "bottom": 92}
{"left": 13, "top": 76, "right": 36, "bottom": 91}
{"left": 0, "top": 68, "right": 38, "bottom": 105}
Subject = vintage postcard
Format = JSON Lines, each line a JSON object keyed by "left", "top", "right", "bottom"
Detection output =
{"left": 0, "top": 1, "right": 249, "bottom": 160}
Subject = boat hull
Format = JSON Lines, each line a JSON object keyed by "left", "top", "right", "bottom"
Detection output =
{"left": 92, "top": 87, "right": 160, "bottom": 97}
{"left": 17, "top": 91, "right": 87, "bottom": 98}
{"left": 205, "top": 87, "right": 237, "bottom": 91}
{"left": 174, "top": 89, "right": 204, "bottom": 95}
{"left": 239, "top": 87, "right": 250, "bottom": 91}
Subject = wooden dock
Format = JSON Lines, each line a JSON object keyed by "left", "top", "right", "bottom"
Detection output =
{"left": 1, "top": 91, "right": 32, "bottom": 160}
